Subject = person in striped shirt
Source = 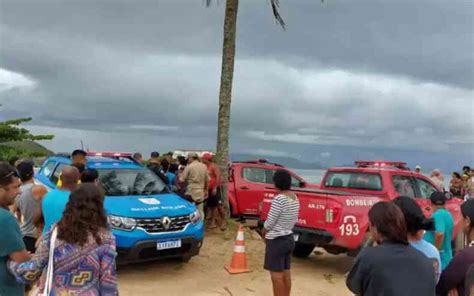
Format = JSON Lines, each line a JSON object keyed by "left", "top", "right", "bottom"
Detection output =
{"left": 263, "top": 169, "right": 300, "bottom": 296}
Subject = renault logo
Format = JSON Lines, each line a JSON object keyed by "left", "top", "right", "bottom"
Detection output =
{"left": 162, "top": 217, "right": 171, "bottom": 230}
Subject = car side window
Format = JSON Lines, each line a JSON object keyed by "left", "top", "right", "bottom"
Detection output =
{"left": 291, "top": 176, "right": 302, "bottom": 187}
{"left": 263, "top": 169, "right": 301, "bottom": 186}
{"left": 242, "top": 167, "right": 267, "bottom": 184}
{"left": 264, "top": 170, "right": 302, "bottom": 187}
{"left": 242, "top": 167, "right": 299, "bottom": 186}
{"left": 41, "top": 161, "right": 56, "bottom": 178}
{"left": 50, "top": 163, "right": 66, "bottom": 185}
{"left": 416, "top": 178, "right": 438, "bottom": 199}
{"left": 392, "top": 175, "right": 416, "bottom": 198}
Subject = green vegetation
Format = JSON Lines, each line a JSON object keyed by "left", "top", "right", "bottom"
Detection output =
{"left": 0, "top": 112, "right": 54, "bottom": 161}
{"left": 0, "top": 117, "right": 53, "bottom": 143}
{"left": 0, "top": 141, "right": 53, "bottom": 161}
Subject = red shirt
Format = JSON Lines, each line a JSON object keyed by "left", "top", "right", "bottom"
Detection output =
{"left": 207, "top": 163, "right": 221, "bottom": 190}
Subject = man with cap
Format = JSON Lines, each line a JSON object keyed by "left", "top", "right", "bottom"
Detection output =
{"left": 180, "top": 152, "right": 209, "bottom": 219}
{"left": 147, "top": 151, "right": 169, "bottom": 184}
{"left": 165, "top": 152, "right": 174, "bottom": 165}
{"left": 132, "top": 152, "right": 144, "bottom": 165}
{"left": 57, "top": 149, "right": 86, "bottom": 187}
{"left": 15, "top": 160, "right": 47, "bottom": 253}
{"left": 71, "top": 149, "right": 87, "bottom": 169}
{"left": 424, "top": 191, "right": 454, "bottom": 270}
{"left": 415, "top": 165, "right": 422, "bottom": 174}
{"left": 201, "top": 152, "right": 226, "bottom": 230}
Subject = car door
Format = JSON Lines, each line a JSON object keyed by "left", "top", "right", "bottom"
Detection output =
{"left": 236, "top": 166, "right": 276, "bottom": 216}
{"left": 49, "top": 163, "right": 67, "bottom": 188}
{"left": 36, "top": 160, "right": 58, "bottom": 189}
{"left": 414, "top": 176, "right": 462, "bottom": 237}
{"left": 392, "top": 173, "right": 436, "bottom": 218}
{"left": 391, "top": 173, "right": 428, "bottom": 212}
{"left": 413, "top": 176, "right": 439, "bottom": 217}
{"left": 289, "top": 173, "right": 307, "bottom": 189}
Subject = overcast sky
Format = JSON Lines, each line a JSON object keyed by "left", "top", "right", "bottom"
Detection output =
{"left": 0, "top": 0, "right": 473, "bottom": 168}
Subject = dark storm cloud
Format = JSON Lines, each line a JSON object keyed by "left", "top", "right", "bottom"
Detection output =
{"left": 2, "top": 0, "right": 473, "bottom": 86}
{"left": 0, "top": 0, "right": 473, "bottom": 156}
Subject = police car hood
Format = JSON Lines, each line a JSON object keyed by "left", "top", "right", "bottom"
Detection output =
{"left": 104, "top": 193, "right": 196, "bottom": 218}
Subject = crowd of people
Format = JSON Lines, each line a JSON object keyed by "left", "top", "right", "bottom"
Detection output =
{"left": 0, "top": 149, "right": 230, "bottom": 295}
{"left": 425, "top": 165, "right": 474, "bottom": 199}
{"left": 262, "top": 165, "right": 474, "bottom": 296}
{"left": 133, "top": 150, "right": 227, "bottom": 230}
{"left": 346, "top": 191, "right": 474, "bottom": 296}
{"left": 1, "top": 150, "right": 473, "bottom": 296}
{"left": 0, "top": 155, "right": 117, "bottom": 295}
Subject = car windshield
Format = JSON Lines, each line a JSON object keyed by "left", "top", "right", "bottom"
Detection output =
{"left": 325, "top": 171, "right": 382, "bottom": 191}
{"left": 97, "top": 169, "right": 169, "bottom": 196}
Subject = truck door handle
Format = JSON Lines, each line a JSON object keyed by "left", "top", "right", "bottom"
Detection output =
{"left": 240, "top": 186, "right": 249, "bottom": 190}
{"left": 425, "top": 206, "right": 431, "bottom": 211}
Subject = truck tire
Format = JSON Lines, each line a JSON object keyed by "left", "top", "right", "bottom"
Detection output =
{"left": 293, "top": 243, "right": 315, "bottom": 258}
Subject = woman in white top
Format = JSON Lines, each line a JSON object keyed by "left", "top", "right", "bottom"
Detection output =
{"left": 263, "top": 169, "right": 300, "bottom": 296}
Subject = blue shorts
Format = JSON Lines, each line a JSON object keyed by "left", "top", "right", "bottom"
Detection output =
{"left": 264, "top": 234, "right": 295, "bottom": 272}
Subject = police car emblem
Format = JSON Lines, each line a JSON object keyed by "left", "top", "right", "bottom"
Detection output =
{"left": 162, "top": 217, "right": 171, "bottom": 230}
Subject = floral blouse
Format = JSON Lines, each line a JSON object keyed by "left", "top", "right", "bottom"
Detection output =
{"left": 8, "top": 227, "right": 118, "bottom": 296}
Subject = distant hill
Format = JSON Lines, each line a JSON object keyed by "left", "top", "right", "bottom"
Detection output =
{"left": 2, "top": 141, "right": 54, "bottom": 156}
{"left": 230, "top": 153, "right": 324, "bottom": 169}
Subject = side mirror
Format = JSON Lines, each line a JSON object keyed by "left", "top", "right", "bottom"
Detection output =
{"left": 299, "top": 181, "right": 306, "bottom": 188}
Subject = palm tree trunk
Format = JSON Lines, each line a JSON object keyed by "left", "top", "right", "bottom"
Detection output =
{"left": 215, "top": 0, "right": 238, "bottom": 215}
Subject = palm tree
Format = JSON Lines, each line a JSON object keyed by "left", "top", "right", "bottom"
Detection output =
{"left": 207, "top": 0, "right": 285, "bottom": 213}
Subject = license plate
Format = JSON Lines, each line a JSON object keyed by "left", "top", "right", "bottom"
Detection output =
{"left": 293, "top": 234, "right": 299, "bottom": 242}
{"left": 157, "top": 239, "right": 182, "bottom": 250}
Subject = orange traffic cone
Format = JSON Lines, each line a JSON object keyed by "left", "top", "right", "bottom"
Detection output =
{"left": 225, "top": 224, "right": 251, "bottom": 274}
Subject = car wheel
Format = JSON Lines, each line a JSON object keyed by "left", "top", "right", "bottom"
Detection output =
{"left": 293, "top": 243, "right": 315, "bottom": 258}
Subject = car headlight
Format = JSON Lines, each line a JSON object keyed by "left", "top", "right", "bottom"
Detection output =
{"left": 108, "top": 215, "right": 137, "bottom": 231}
{"left": 189, "top": 210, "right": 201, "bottom": 225}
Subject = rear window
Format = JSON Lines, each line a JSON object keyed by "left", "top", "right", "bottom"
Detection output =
{"left": 98, "top": 169, "right": 168, "bottom": 196}
{"left": 324, "top": 172, "right": 382, "bottom": 191}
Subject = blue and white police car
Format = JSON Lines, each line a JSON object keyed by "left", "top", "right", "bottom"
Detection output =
{"left": 35, "top": 151, "right": 204, "bottom": 264}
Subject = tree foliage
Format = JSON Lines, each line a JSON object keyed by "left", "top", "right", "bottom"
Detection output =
{"left": 0, "top": 145, "right": 43, "bottom": 162}
{"left": 0, "top": 109, "right": 54, "bottom": 160}
{"left": 0, "top": 117, "right": 54, "bottom": 143}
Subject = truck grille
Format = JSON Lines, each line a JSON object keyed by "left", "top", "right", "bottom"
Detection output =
{"left": 136, "top": 215, "right": 190, "bottom": 233}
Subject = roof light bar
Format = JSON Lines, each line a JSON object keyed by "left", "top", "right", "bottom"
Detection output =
{"left": 87, "top": 151, "right": 133, "bottom": 158}
{"left": 355, "top": 160, "right": 407, "bottom": 169}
